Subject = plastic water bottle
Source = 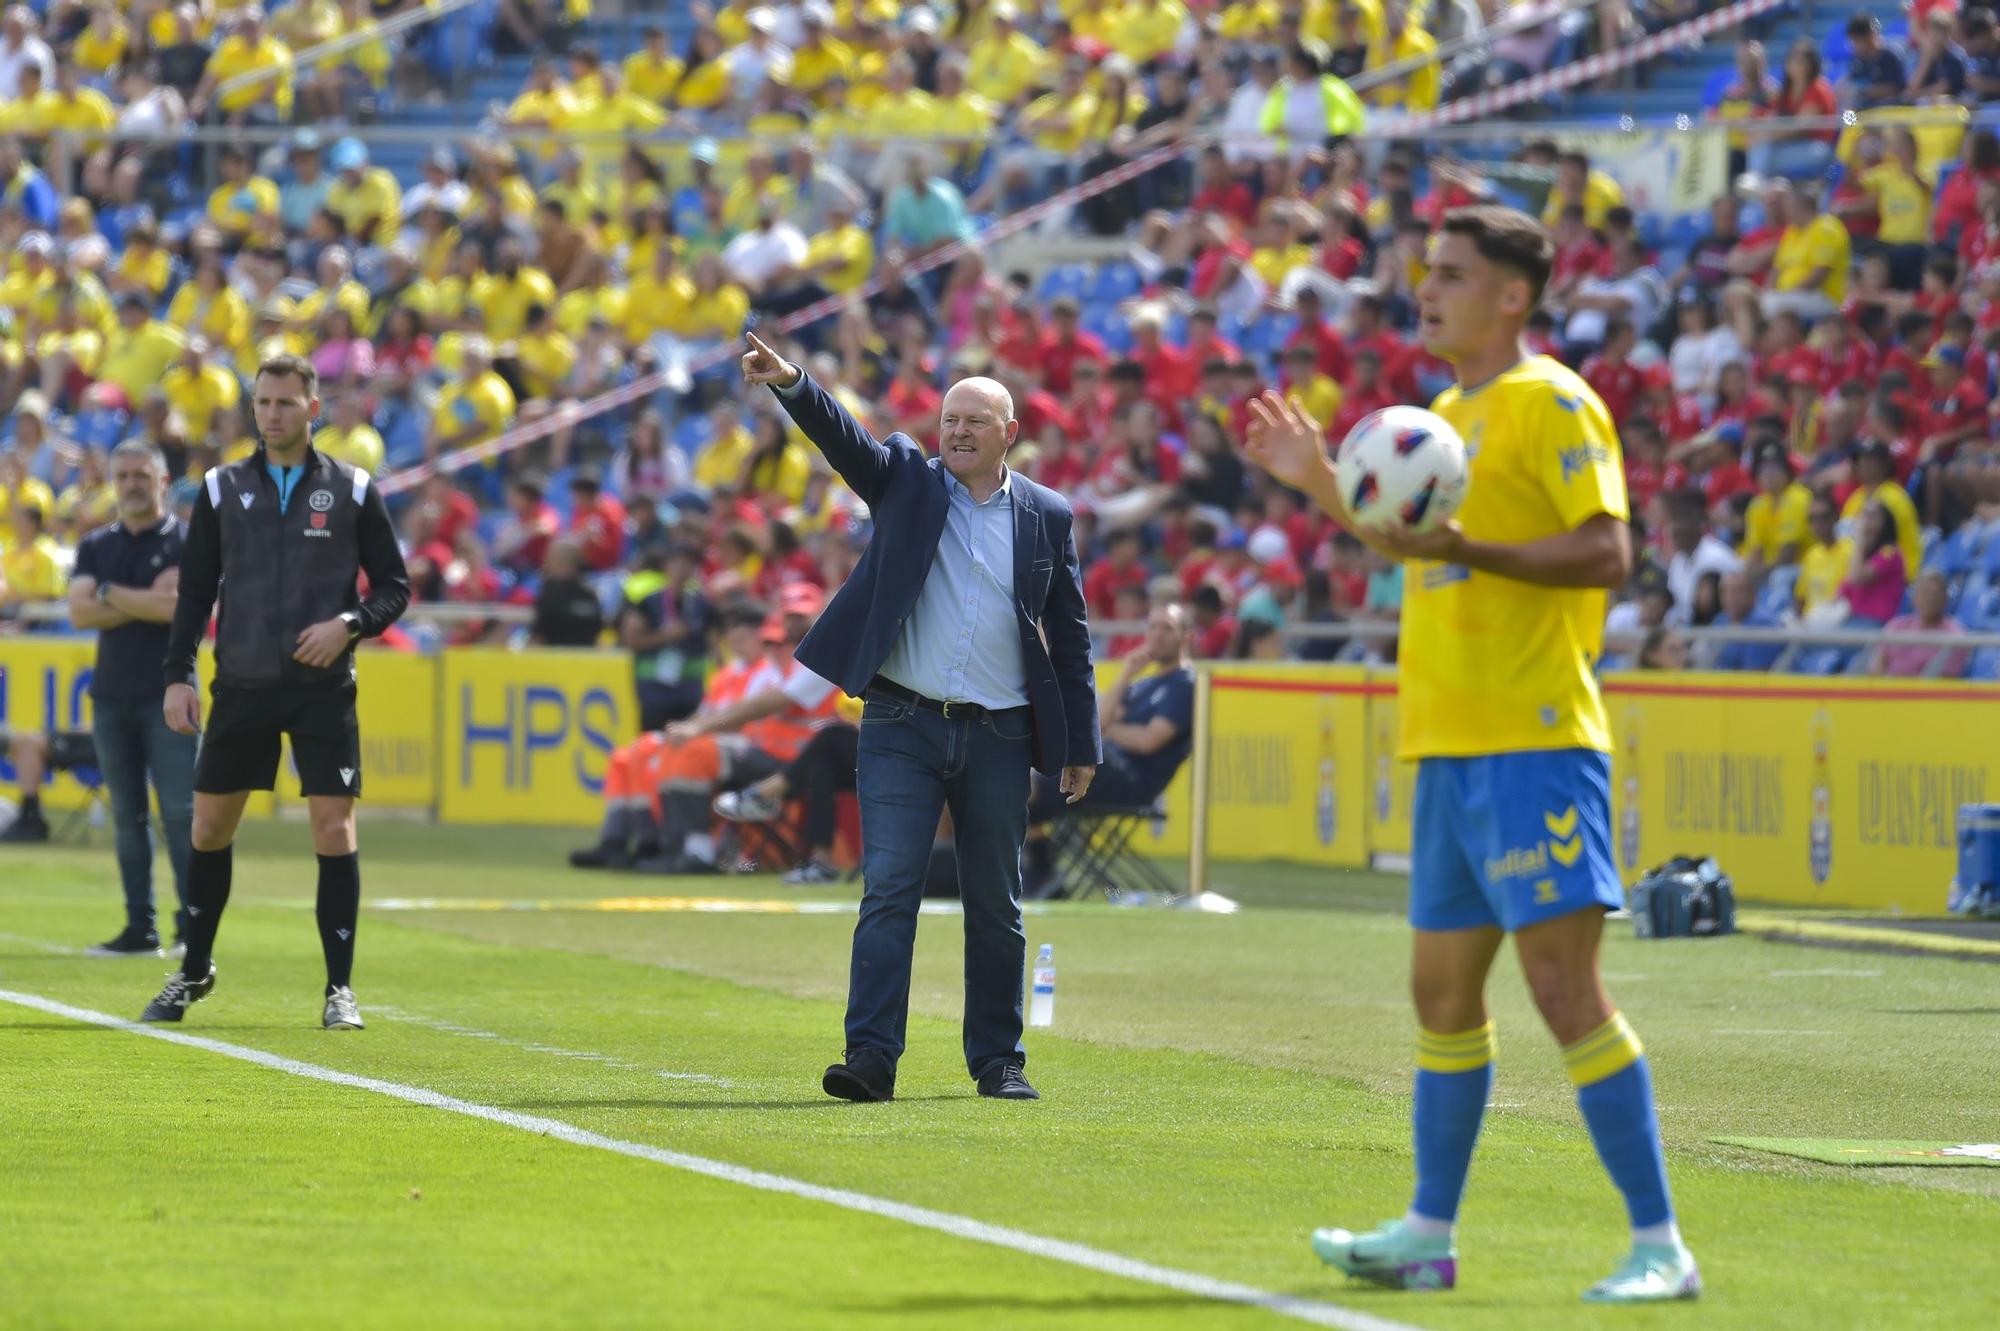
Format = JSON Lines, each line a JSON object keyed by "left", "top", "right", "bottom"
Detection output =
{"left": 1029, "top": 943, "right": 1055, "bottom": 1028}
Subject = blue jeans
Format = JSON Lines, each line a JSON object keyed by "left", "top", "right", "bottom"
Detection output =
{"left": 92, "top": 696, "right": 196, "bottom": 938}
{"left": 848, "top": 695, "right": 1034, "bottom": 1079}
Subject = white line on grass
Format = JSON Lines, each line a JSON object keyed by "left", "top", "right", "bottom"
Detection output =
{"left": 372, "top": 1005, "right": 735, "bottom": 1086}
{"left": 0, "top": 988, "right": 1420, "bottom": 1331}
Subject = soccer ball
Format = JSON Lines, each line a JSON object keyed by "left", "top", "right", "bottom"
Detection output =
{"left": 1331, "top": 406, "right": 1469, "bottom": 534}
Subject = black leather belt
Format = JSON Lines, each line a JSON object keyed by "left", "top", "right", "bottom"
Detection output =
{"left": 866, "top": 675, "right": 1027, "bottom": 722}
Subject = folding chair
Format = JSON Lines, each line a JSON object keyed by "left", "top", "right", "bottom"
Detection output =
{"left": 1045, "top": 801, "right": 1180, "bottom": 902}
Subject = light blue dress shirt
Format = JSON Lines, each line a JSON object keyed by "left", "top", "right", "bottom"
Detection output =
{"left": 877, "top": 469, "right": 1029, "bottom": 709}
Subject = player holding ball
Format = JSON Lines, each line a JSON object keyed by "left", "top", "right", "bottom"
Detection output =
{"left": 1245, "top": 205, "right": 1699, "bottom": 1304}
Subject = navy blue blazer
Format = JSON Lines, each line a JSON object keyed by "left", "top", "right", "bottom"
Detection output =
{"left": 770, "top": 372, "right": 1101, "bottom": 777}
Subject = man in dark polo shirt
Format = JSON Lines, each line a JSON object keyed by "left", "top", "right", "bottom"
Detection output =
{"left": 65, "top": 441, "right": 195, "bottom": 957}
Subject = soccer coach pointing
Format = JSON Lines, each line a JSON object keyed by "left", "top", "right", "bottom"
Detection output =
{"left": 743, "top": 331, "right": 1100, "bottom": 1103}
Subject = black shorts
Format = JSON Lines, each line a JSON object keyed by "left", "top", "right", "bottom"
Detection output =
{"left": 195, "top": 684, "right": 362, "bottom": 798}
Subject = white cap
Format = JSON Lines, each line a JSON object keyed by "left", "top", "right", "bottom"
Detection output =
{"left": 1247, "top": 527, "right": 1290, "bottom": 566}
{"left": 16, "top": 230, "right": 52, "bottom": 256}
{"left": 907, "top": 8, "right": 938, "bottom": 34}
{"left": 801, "top": 0, "right": 833, "bottom": 23}
{"left": 746, "top": 6, "right": 776, "bottom": 33}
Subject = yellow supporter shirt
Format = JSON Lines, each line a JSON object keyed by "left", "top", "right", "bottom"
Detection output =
{"left": 1251, "top": 243, "right": 1314, "bottom": 290}
{"left": 115, "top": 246, "right": 172, "bottom": 300}
{"left": 0, "top": 477, "right": 57, "bottom": 524}
{"left": 674, "top": 60, "right": 731, "bottom": 111}
{"left": 293, "top": 278, "right": 370, "bottom": 332}
{"left": 1796, "top": 537, "right": 1853, "bottom": 614}
{"left": 159, "top": 363, "right": 241, "bottom": 432}
{"left": 694, "top": 425, "right": 755, "bottom": 490}
{"left": 338, "top": 14, "right": 394, "bottom": 85}
{"left": 1860, "top": 164, "right": 1933, "bottom": 247}
{"left": 73, "top": 18, "right": 129, "bottom": 75}
{"left": 514, "top": 328, "right": 577, "bottom": 399}
{"left": 1404, "top": 357, "right": 1628, "bottom": 758}
{"left": 788, "top": 38, "right": 854, "bottom": 100}
{"left": 206, "top": 175, "right": 281, "bottom": 235}
{"left": 1372, "top": 23, "right": 1441, "bottom": 112}
{"left": 1110, "top": 0, "right": 1190, "bottom": 66}
{"left": 35, "top": 327, "right": 103, "bottom": 375}
{"left": 1218, "top": 0, "right": 1280, "bottom": 38}
{"left": 326, "top": 166, "right": 403, "bottom": 245}
{"left": 1773, "top": 214, "right": 1851, "bottom": 301}
{"left": 49, "top": 88, "right": 118, "bottom": 141}
{"left": 1743, "top": 482, "right": 1812, "bottom": 565}
{"left": 468, "top": 267, "right": 558, "bottom": 342}
{"left": 1020, "top": 90, "right": 1097, "bottom": 154}
{"left": 207, "top": 35, "right": 295, "bottom": 116}
{"left": 663, "top": 284, "right": 748, "bottom": 341}
{"left": 56, "top": 480, "right": 117, "bottom": 531}
{"left": 804, "top": 224, "right": 873, "bottom": 293}
{"left": 2, "top": 534, "right": 64, "bottom": 600}
{"left": 1294, "top": 373, "right": 1344, "bottom": 431}
{"left": 167, "top": 284, "right": 253, "bottom": 352}
{"left": 721, "top": 174, "right": 796, "bottom": 232}
{"left": 624, "top": 49, "right": 684, "bottom": 104}
{"left": 97, "top": 321, "right": 187, "bottom": 403}
{"left": 966, "top": 31, "right": 1050, "bottom": 105}
{"left": 431, "top": 371, "right": 517, "bottom": 445}
{"left": 1839, "top": 480, "right": 1921, "bottom": 577}
{"left": 317, "top": 424, "right": 386, "bottom": 473}
{"left": 1539, "top": 169, "right": 1624, "bottom": 230}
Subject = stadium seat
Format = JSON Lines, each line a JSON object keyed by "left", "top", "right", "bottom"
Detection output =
{"left": 1088, "top": 262, "right": 1144, "bottom": 304}
{"left": 1700, "top": 67, "right": 1736, "bottom": 111}
{"left": 1037, "top": 264, "right": 1092, "bottom": 302}
{"left": 1793, "top": 646, "right": 1852, "bottom": 676}
{"left": 1757, "top": 565, "right": 1799, "bottom": 616}
{"left": 1930, "top": 522, "right": 1986, "bottom": 576}
{"left": 1970, "top": 648, "right": 2000, "bottom": 681}
{"left": 1952, "top": 571, "right": 1991, "bottom": 620}
{"left": 1082, "top": 305, "right": 1133, "bottom": 353}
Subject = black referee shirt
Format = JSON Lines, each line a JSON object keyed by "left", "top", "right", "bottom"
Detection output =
{"left": 71, "top": 516, "right": 184, "bottom": 701}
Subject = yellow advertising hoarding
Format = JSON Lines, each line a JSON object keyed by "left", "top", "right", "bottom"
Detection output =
{"left": 1603, "top": 674, "right": 1996, "bottom": 913}
{"left": 352, "top": 652, "right": 441, "bottom": 809}
{"left": 437, "top": 648, "right": 636, "bottom": 826}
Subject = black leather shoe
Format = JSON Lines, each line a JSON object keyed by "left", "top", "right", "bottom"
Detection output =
{"left": 976, "top": 1063, "right": 1040, "bottom": 1100}
{"left": 822, "top": 1049, "right": 896, "bottom": 1102}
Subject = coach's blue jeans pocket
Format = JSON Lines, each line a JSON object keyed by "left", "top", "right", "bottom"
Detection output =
{"left": 861, "top": 698, "right": 914, "bottom": 724}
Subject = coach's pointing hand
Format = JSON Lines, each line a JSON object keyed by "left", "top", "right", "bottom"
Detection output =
{"left": 742, "top": 332, "right": 802, "bottom": 390}
{"left": 163, "top": 682, "right": 201, "bottom": 735}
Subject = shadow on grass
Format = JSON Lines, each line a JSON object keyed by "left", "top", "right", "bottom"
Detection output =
{"left": 503, "top": 1095, "right": 968, "bottom": 1111}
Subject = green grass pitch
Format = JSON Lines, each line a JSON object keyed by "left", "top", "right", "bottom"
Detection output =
{"left": 4, "top": 821, "right": 1997, "bottom": 1329}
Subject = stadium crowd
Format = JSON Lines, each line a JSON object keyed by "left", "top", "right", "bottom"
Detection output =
{"left": 0, "top": 0, "right": 1994, "bottom": 687}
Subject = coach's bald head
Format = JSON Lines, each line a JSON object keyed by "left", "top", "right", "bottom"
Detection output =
{"left": 938, "top": 376, "right": 1018, "bottom": 498}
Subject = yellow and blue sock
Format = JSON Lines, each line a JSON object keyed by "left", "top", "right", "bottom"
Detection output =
{"left": 1408, "top": 1021, "right": 1497, "bottom": 1227}
{"left": 1566, "top": 1012, "right": 1676, "bottom": 1238}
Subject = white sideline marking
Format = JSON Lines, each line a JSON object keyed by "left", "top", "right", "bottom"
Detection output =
{"left": 372, "top": 1005, "right": 735, "bottom": 1087}
{"left": 0, "top": 988, "right": 1419, "bottom": 1331}
{"left": 0, "top": 931, "right": 82, "bottom": 955}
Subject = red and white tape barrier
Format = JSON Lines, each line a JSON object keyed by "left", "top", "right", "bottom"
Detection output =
{"left": 1407, "top": 0, "right": 1789, "bottom": 129}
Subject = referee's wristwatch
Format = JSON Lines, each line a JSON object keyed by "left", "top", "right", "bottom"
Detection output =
{"left": 339, "top": 611, "right": 363, "bottom": 640}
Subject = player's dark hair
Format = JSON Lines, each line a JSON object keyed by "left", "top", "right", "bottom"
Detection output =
{"left": 255, "top": 353, "right": 319, "bottom": 398}
{"left": 1439, "top": 206, "right": 1556, "bottom": 306}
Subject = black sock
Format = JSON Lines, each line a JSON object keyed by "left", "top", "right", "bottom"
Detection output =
{"left": 20, "top": 792, "right": 40, "bottom": 816}
{"left": 181, "top": 845, "right": 233, "bottom": 977}
{"left": 316, "top": 852, "right": 361, "bottom": 991}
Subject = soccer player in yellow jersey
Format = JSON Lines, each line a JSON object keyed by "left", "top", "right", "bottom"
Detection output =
{"left": 1245, "top": 207, "right": 1700, "bottom": 1305}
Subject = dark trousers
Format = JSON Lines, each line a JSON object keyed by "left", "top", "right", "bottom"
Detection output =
{"left": 784, "top": 723, "right": 858, "bottom": 851}
{"left": 92, "top": 696, "right": 196, "bottom": 938}
{"left": 847, "top": 696, "right": 1032, "bottom": 1079}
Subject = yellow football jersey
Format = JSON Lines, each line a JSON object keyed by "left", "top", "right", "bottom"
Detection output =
{"left": 1398, "top": 356, "right": 1628, "bottom": 760}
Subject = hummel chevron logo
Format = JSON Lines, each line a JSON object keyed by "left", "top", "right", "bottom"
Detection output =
{"left": 340, "top": 767, "right": 355, "bottom": 786}
{"left": 187, "top": 906, "right": 201, "bottom": 916}
{"left": 240, "top": 493, "right": 254, "bottom": 509}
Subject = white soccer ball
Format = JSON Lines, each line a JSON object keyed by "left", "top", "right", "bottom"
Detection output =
{"left": 1332, "top": 405, "right": 1469, "bottom": 535}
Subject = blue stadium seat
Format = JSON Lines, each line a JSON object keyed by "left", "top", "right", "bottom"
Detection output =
{"left": 1665, "top": 213, "right": 1706, "bottom": 250}
{"left": 1082, "top": 304, "right": 1132, "bottom": 353}
{"left": 1243, "top": 314, "right": 1299, "bottom": 358}
{"left": 1793, "top": 646, "right": 1852, "bottom": 676}
{"left": 673, "top": 413, "right": 713, "bottom": 454}
{"left": 1952, "top": 570, "right": 1991, "bottom": 619}
{"left": 72, "top": 410, "right": 128, "bottom": 449}
{"left": 1088, "top": 262, "right": 1144, "bottom": 304}
{"left": 1757, "top": 565, "right": 1799, "bottom": 616}
{"left": 1700, "top": 67, "right": 1736, "bottom": 110}
{"left": 1037, "top": 264, "right": 1091, "bottom": 302}
{"left": 1970, "top": 648, "right": 2000, "bottom": 680}
{"left": 1930, "top": 522, "right": 1987, "bottom": 576}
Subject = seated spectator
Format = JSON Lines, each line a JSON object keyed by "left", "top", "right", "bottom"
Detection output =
{"left": 1874, "top": 569, "right": 1972, "bottom": 676}
{"left": 1763, "top": 184, "right": 1851, "bottom": 322}
{"left": 1906, "top": 9, "right": 1969, "bottom": 102}
{"left": 1841, "top": 14, "right": 1908, "bottom": 110}
{"left": 528, "top": 540, "right": 606, "bottom": 648}
{"left": 1636, "top": 625, "right": 1689, "bottom": 670}
{"left": 1706, "top": 569, "right": 1785, "bottom": 671}
{"left": 1023, "top": 603, "right": 1195, "bottom": 897}
{"left": 1839, "top": 498, "right": 1910, "bottom": 626}
{"left": 1662, "top": 489, "right": 1742, "bottom": 625}
{"left": 0, "top": 503, "right": 62, "bottom": 618}
{"left": 711, "top": 710, "right": 862, "bottom": 886}
{"left": 1742, "top": 443, "right": 1813, "bottom": 574}
{"left": 1751, "top": 40, "right": 1839, "bottom": 179}
{"left": 621, "top": 542, "right": 712, "bottom": 731}
{"left": 1839, "top": 440, "right": 1922, "bottom": 575}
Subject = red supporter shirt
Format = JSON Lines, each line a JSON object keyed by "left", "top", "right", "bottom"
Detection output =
{"left": 1349, "top": 331, "right": 1416, "bottom": 399}
{"left": 503, "top": 500, "right": 560, "bottom": 571}
{"left": 568, "top": 494, "right": 628, "bottom": 571}
{"left": 425, "top": 487, "right": 479, "bottom": 549}
{"left": 1330, "top": 386, "right": 1396, "bottom": 441}
{"left": 1289, "top": 319, "right": 1350, "bottom": 381}
{"left": 1191, "top": 181, "right": 1257, "bottom": 229}
{"left": 1937, "top": 168, "right": 2000, "bottom": 243}
{"left": 1814, "top": 340, "right": 1879, "bottom": 393}
{"left": 1185, "top": 330, "right": 1242, "bottom": 370}
{"left": 1581, "top": 355, "right": 1645, "bottom": 425}
{"left": 1083, "top": 559, "right": 1149, "bottom": 618}
{"left": 1624, "top": 457, "right": 1689, "bottom": 513}
{"left": 1554, "top": 234, "right": 1607, "bottom": 283}
{"left": 1191, "top": 238, "right": 1252, "bottom": 300}
{"left": 1134, "top": 340, "right": 1198, "bottom": 401}
{"left": 1195, "top": 616, "right": 1236, "bottom": 658}
{"left": 1711, "top": 389, "right": 1777, "bottom": 432}
{"left": 1926, "top": 376, "right": 1991, "bottom": 444}
{"left": 995, "top": 326, "right": 1047, "bottom": 376}
{"left": 1016, "top": 386, "right": 1077, "bottom": 441}
{"left": 1040, "top": 331, "right": 1108, "bottom": 395}
{"left": 1831, "top": 177, "right": 1880, "bottom": 242}
{"left": 1320, "top": 234, "right": 1366, "bottom": 280}
{"left": 1655, "top": 393, "right": 1707, "bottom": 442}
{"left": 1702, "top": 461, "right": 1756, "bottom": 508}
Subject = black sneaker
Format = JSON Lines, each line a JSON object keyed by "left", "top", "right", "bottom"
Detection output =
{"left": 0, "top": 811, "right": 49, "bottom": 843}
{"left": 568, "top": 843, "right": 631, "bottom": 869}
{"left": 86, "top": 928, "right": 162, "bottom": 958}
{"left": 140, "top": 962, "right": 216, "bottom": 1023}
{"left": 822, "top": 1049, "right": 896, "bottom": 1102}
{"left": 976, "top": 1062, "right": 1040, "bottom": 1100}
